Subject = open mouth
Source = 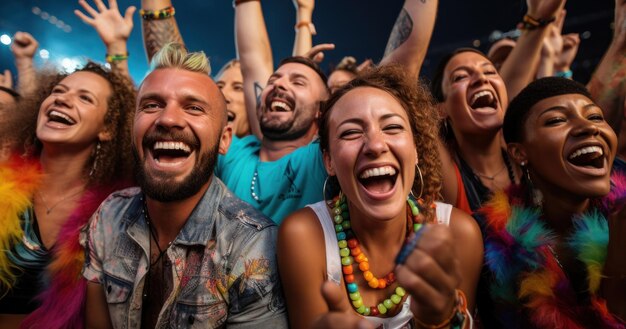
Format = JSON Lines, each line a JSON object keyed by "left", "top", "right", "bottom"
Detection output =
{"left": 358, "top": 165, "right": 398, "bottom": 195}
{"left": 469, "top": 90, "right": 497, "bottom": 110}
{"left": 151, "top": 141, "right": 192, "bottom": 165}
{"left": 269, "top": 100, "right": 293, "bottom": 112}
{"left": 48, "top": 110, "right": 76, "bottom": 126}
{"left": 567, "top": 145, "right": 604, "bottom": 169}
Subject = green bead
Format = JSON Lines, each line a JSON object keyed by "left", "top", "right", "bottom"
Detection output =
{"left": 390, "top": 294, "right": 402, "bottom": 304}
{"left": 338, "top": 240, "right": 347, "bottom": 249}
{"left": 334, "top": 215, "right": 343, "bottom": 224}
{"left": 341, "top": 202, "right": 348, "bottom": 210}
{"left": 340, "top": 248, "right": 350, "bottom": 257}
{"left": 341, "top": 220, "right": 351, "bottom": 229}
{"left": 333, "top": 207, "right": 342, "bottom": 215}
{"left": 334, "top": 224, "right": 343, "bottom": 232}
{"left": 352, "top": 298, "right": 363, "bottom": 309}
{"left": 356, "top": 305, "right": 366, "bottom": 314}
{"left": 342, "top": 211, "right": 349, "bottom": 219}
{"left": 411, "top": 204, "right": 420, "bottom": 216}
{"left": 364, "top": 307, "right": 371, "bottom": 316}
{"left": 413, "top": 223, "right": 422, "bottom": 232}
{"left": 395, "top": 286, "right": 406, "bottom": 297}
{"left": 383, "top": 299, "right": 394, "bottom": 310}
{"left": 341, "top": 256, "right": 352, "bottom": 266}
{"left": 349, "top": 291, "right": 360, "bottom": 301}
{"left": 377, "top": 303, "right": 387, "bottom": 314}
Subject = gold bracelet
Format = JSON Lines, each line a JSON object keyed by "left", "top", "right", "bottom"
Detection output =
{"left": 295, "top": 21, "right": 317, "bottom": 35}
{"left": 105, "top": 52, "right": 129, "bottom": 63}
{"left": 139, "top": 6, "right": 175, "bottom": 20}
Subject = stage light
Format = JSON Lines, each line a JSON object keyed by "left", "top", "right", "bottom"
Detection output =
{"left": 39, "top": 49, "right": 50, "bottom": 59}
{"left": 0, "top": 35, "right": 11, "bottom": 46}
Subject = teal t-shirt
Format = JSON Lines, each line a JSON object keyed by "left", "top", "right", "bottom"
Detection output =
{"left": 216, "top": 135, "right": 328, "bottom": 224}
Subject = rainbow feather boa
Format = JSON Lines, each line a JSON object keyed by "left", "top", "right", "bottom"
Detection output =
{"left": 480, "top": 173, "right": 626, "bottom": 328}
{"left": 0, "top": 156, "right": 128, "bottom": 329}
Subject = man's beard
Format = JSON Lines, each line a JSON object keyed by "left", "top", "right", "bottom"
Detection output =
{"left": 133, "top": 133, "right": 218, "bottom": 202}
{"left": 259, "top": 104, "right": 317, "bottom": 141}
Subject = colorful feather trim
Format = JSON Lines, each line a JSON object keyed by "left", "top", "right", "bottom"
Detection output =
{"left": 480, "top": 174, "right": 626, "bottom": 328}
{"left": 0, "top": 156, "right": 42, "bottom": 290}
{"left": 21, "top": 182, "right": 129, "bottom": 329}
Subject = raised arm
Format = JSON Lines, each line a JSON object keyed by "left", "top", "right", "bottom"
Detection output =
{"left": 140, "top": 0, "right": 184, "bottom": 63}
{"left": 10, "top": 32, "right": 38, "bottom": 98}
{"left": 235, "top": 0, "right": 274, "bottom": 139}
{"left": 74, "top": 0, "right": 136, "bottom": 79}
{"left": 498, "top": 0, "right": 564, "bottom": 100}
{"left": 587, "top": 0, "right": 626, "bottom": 133}
{"left": 292, "top": 0, "right": 315, "bottom": 57}
{"left": 379, "top": 0, "right": 438, "bottom": 79}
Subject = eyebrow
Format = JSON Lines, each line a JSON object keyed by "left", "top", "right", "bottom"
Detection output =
{"left": 336, "top": 113, "right": 406, "bottom": 128}
{"left": 57, "top": 83, "right": 100, "bottom": 104}
{"left": 138, "top": 92, "right": 211, "bottom": 106}
{"left": 538, "top": 102, "right": 600, "bottom": 117}
{"left": 450, "top": 62, "right": 494, "bottom": 75}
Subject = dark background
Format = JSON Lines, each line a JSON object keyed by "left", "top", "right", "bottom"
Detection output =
{"left": 0, "top": 1, "right": 615, "bottom": 84}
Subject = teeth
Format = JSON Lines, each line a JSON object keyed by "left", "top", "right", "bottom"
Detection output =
{"left": 271, "top": 101, "right": 290, "bottom": 112}
{"left": 359, "top": 166, "right": 397, "bottom": 179}
{"left": 49, "top": 110, "right": 76, "bottom": 124}
{"left": 153, "top": 141, "right": 191, "bottom": 153}
{"left": 471, "top": 90, "right": 494, "bottom": 104}
{"left": 569, "top": 146, "right": 603, "bottom": 159}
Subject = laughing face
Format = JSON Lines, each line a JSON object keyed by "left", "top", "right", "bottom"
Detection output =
{"left": 441, "top": 51, "right": 507, "bottom": 136}
{"left": 258, "top": 62, "right": 327, "bottom": 141}
{"left": 511, "top": 94, "right": 617, "bottom": 199}
{"left": 133, "top": 68, "right": 232, "bottom": 202}
{"left": 216, "top": 63, "right": 249, "bottom": 137}
{"left": 36, "top": 71, "right": 112, "bottom": 148}
{"left": 323, "top": 87, "right": 417, "bottom": 221}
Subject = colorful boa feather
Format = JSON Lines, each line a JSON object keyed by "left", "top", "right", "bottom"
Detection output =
{"left": 0, "top": 156, "right": 43, "bottom": 290}
{"left": 480, "top": 173, "right": 626, "bottom": 328}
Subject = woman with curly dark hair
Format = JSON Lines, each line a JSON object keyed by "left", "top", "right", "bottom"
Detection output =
{"left": 278, "top": 65, "right": 482, "bottom": 328}
{"left": 0, "top": 61, "right": 135, "bottom": 329}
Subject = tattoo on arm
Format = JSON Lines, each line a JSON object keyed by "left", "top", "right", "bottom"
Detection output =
{"left": 384, "top": 8, "right": 414, "bottom": 56}
{"left": 143, "top": 19, "right": 184, "bottom": 61}
{"left": 254, "top": 82, "right": 264, "bottom": 108}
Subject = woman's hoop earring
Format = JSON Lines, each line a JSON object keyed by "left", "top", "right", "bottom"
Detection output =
{"left": 410, "top": 163, "right": 424, "bottom": 200}
{"left": 323, "top": 175, "right": 342, "bottom": 206}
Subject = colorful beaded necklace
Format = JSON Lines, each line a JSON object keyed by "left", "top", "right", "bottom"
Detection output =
{"left": 331, "top": 194, "right": 435, "bottom": 316}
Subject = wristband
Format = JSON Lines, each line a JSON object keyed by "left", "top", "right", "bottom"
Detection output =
{"left": 295, "top": 21, "right": 317, "bottom": 35}
{"left": 105, "top": 52, "right": 129, "bottom": 63}
{"left": 139, "top": 6, "right": 175, "bottom": 20}
{"left": 518, "top": 14, "right": 555, "bottom": 31}
{"left": 555, "top": 70, "right": 573, "bottom": 79}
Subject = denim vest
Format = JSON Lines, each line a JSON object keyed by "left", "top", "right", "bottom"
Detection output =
{"left": 82, "top": 178, "right": 287, "bottom": 328}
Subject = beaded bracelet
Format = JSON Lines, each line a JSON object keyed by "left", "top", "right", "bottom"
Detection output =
{"left": 105, "top": 52, "right": 129, "bottom": 63}
{"left": 0, "top": 86, "right": 20, "bottom": 99}
{"left": 232, "top": 0, "right": 259, "bottom": 8}
{"left": 414, "top": 290, "right": 469, "bottom": 329}
{"left": 555, "top": 70, "right": 573, "bottom": 79}
{"left": 139, "top": 6, "right": 175, "bottom": 20}
{"left": 518, "top": 14, "right": 555, "bottom": 31}
{"left": 295, "top": 21, "right": 317, "bottom": 35}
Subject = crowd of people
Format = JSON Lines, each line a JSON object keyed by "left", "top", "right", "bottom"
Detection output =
{"left": 0, "top": 0, "right": 625, "bottom": 328}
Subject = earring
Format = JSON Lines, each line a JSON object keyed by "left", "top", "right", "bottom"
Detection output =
{"left": 520, "top": 161, "right": 543, "bottom": 207}
{"left": 323, "top": 175, "right": 342, "bottom": 206}
{"left": 409, "top": 163, "right": 424, "bottom": 200}
{"left": 89, "top": 141, "right": 101, "bottom": 178}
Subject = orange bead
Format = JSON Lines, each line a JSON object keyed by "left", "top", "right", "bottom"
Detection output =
{"left": 347, "top": 239, "right": 358, "bottom": 248}
{"left": 350, "top": 247, "right": 361, "bottom": 256}
{"left": 345, "top": 274, "right": 355, "bottom": 283}
{"left": 378, "top": 278, "right": 387, "bottom": 289}
{"left": 359, "top": 261, "right": 370, "bottom": 272}
{"left": 364, "top": 271, "right": 374, "bottom": 282}
{"left": 343, "top": 265, "right": 353, "bottom": 275}
{"left": 355, "top": 253, "right": 367, "bottom": 263}
{"left": 368, "top": 278, "right": 379, "bottom": 288}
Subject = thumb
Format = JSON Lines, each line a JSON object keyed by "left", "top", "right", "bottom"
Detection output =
{"left": 321, "top": 281, "right": 352, "bottom": 312}
{"left": 125, "top": 6, "right": 137, "bottom": 24}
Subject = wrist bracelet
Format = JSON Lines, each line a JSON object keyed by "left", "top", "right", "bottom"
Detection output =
{"left": 232, "top": 0, "right": 259, "bottom": 8}
{"left": 106, "top": 52, "right": 129, "bottom": 63}
{"left": 0, "top": 86, "right": 20, "bottom": 99}
{"left": 414, "top": 290, "right": 469, "bottom": 329}
{"left": 555, "top": 70, "right": 573, "bottom": 79}
{"left": 295, "top": 21, "right": 317, "bottom": 35}
{"left": 518, "top": 14, "right": 555, "bottom": 31}
{"left": 139, "top": 6, "right": 175, "bottom": 20}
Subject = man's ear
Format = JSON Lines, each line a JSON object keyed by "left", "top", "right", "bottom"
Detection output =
{"left": 507, "top": 142, "right": 527, "bottom": 165}
{"left": 218, "top": 125, "right": 233, "bottom": 155}
{"left": 322, "top": 150, "right": 336, "bottom": 176}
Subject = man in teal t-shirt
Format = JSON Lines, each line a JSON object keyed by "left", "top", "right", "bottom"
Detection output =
{"left": 216, "top": 57, "right": 329, "bottom": 224}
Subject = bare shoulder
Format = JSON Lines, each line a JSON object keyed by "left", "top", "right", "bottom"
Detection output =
{"left": 448, "top": 208, "right": 482, "bottom": 245}
{"left": 279, "top": 206, "right": 325, "bottom": 248}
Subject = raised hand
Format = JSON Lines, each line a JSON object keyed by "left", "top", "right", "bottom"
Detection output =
{"left": 311, "top": 282, "right": 374, "bottom": 329}
{"left": 304, "top": 43, "right": 335, "bottom": 63}
{"left": 11, "top": 32, "right": 38, "bottom": 61}
{"left": 293, "top": 0, "right": 314, "bottom": 11}
{"left": 526, "top": 0, "right": 565, "bottom": 21}
{"left": 74, "top": 0, "right": 136, "bottom": 47}
{"left": 395, "top": 225, "right": 461, "bottom": 326}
